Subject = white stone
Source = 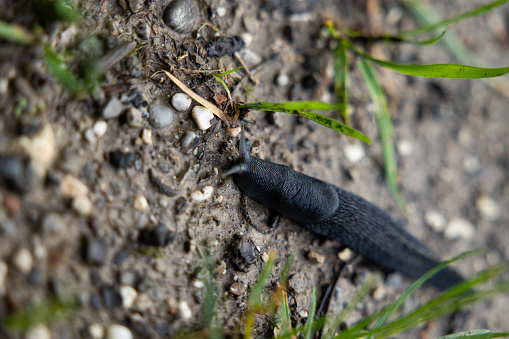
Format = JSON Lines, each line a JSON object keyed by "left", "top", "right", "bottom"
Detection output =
{"left": 190, "top": 186, "right": 214, "bottom": 201}
{"left": 26, "top": 324, "right": 51, "bottom": 339}
{"left": 89, "top": 323, "right": 104, "bottom": 339}
{"left": 424, "top": 210, "right": 447, "bottom": 232}
{"left": 216, "top": 6, "right": 227, "bottom": 17}
{"left": 141, "top": 129, "right": 152, "bottom": 145}
{"left": 102, "top": 97, "right": 124, "bottom": 119}
{"left": 133, "top": 194, "right": 149, "bottom": 210}
{"left": 192, "top": 106, "right": 214, "bottom": 130}
{"left": 84, "top": 129, "right": 97, "bottom": 144}
{"left": 344, "top": 143, "right": 365, "bottom": 163}
{"left": 371, "top": 285, "right": 386, "bottom": 300}
{"left": 476, "top": 196, "right": 501, "bottom": 221}
{"left": 179, "top": 301, "right": 192, "bottom": 320}
{"left": 0, "top": 261, "right": 7, "bottom": 296}
{"left": 337, "top": 248, "right": 354, "bottom": 261}
{"left": 60, "top": 175, "right": 89, "bottom": 198}
{"left": 238, "top": 49, "right": 262, "bottom": 67}
{"left": 181, "top": 131, "right": 196, "bottom": 148}
{"left": 17, "top": 124, "right": 55, "bottom": 177}
{"left": 171, "top": 93, "right": 192, "bottom": 111}
{"left": 72, "top": 196, "right": 93, "bottom": 216}
{"left": 93, "top": 120, "right": 108, "bottom": 137}
{"left": 106, "top": 324, "right": 133, "bottom": 339}
{"left": 240, "top": 32, "right": 253, "bottom": 46}
{"left": 193, "top": 280, "right": 204, "bottom": 288}
{"left": 148, "top": 104, "right": 174, "bottom": 128}
{"left": 397, "top": 139, "right": 413, "bottom": 157}
{"left": 462, "top": 155, "right": 481, "bottom": 174}
{"left": 444, "top": 218, "right": 476, "bottom": 240}
{"left": 120, "top": 285, "right": 138, "bottom": 308}
{"left": 276, "top": 73, "right": 290, "bottom": 87}
{"left": 13, "top": 248, "right": 33, "bottom": 274}
{"left": 127, "top": 107, "right": 144, "bottom": 128}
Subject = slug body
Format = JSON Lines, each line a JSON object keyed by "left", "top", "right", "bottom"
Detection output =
{"left": 224, "top": 127, "right": 464, "bottom": 290}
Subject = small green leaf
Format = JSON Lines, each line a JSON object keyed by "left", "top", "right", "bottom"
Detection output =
{"left": 44, "top": 46, "right": 83, "bottom": 95}
{"left": 333, "top": 40, "right": 349, "bottom": 123}
{"left": 213, "top": 66, "right": 244, "bottom": 77}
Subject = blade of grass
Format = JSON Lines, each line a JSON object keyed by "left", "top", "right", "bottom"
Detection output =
{"left": 436, "top": 331, "right": 509, "bottom": 339}
{"left": 372, "top": 249, "right": 482, "bottom": 330}
{"left": 213, "top": 66, "right": 244, "bottom": 77}
{"left": 303, "top": 287, "right": 317, "bottom": 339}
{"left": 349, "top": 43, "right": 509, "bottom": 79}
{"left": 400, "top": 0, "right": 507, "bottom": 37}
{"left": 44, "top": 45, "right": 83, "bottom": 95}
{"left": 279, "top": 254, "right": 295, "bottom": 287}
{"left": 0, "top": 21, "right": 36, "bottom": 44}
{"left": 278, "top": 289, "right": 293, "bottom": 336}
{"left": 357, "top": 58, "right": 405, "bottom": 212}
{"left": 238, "top": 102, "right": 371, "bottom": 144}
{"left": 333, "top": 39, "right": 349, "bottom": 124}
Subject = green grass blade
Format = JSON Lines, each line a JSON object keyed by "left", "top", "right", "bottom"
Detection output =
{"left": 350, "top": 44, "right": 509, "bottom": 79}
{"left": 333, "top": 40, "right": 349, "bottom": 124}
{"left": 303, "top": 287, "right": 317, "bottom": 339}
{"left": 238, "top": 102, "right": 371, "bottom": 144}
{"left": 279, "top": 254, "right": 295, "bottom": 287}
{"left": 435, "top": 329, "right": 490, "bottom": 339}
{"left": 278, "top": 291, "right": 293, "bottom": 335}
{"left": 44, "top": 45, "right": 83, "bottom": 95}
{"left": 357, "top": 58, "right": 405, "bottom": 212}
{"left": 405, "top": 26, "right": 449, "bottom": 46}
{"left": 213, "top": 66, "right": 244, "bottom": 77}
{"left": 400, "top": 0, "right": 507, "bottom": 37}
{"left": 248, "top": 254, "right": 275, "bottom": 308}
{"left": 0, "top": 20, "right": 36, "bottom": 44}
{"left": 372, "top": 249, "right": 482, "bottom": 330}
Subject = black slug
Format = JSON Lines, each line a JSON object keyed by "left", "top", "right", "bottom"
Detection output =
{"left": 223, "top": 125, "right": 464, "bottom": 290}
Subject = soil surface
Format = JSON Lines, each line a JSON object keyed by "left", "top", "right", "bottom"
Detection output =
{"left": 1, "top": 0, "right": 509, "bottom": 338}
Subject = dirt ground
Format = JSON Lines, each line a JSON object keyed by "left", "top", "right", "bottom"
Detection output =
{"left": 1, "top": 0, "right": 509, "bottom": 338}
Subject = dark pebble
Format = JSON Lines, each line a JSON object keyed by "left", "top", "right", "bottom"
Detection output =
{"left": 174, "top": 197, "right": 187, "bottom": 215}
{"left": 0, "top": 154, "right": 33, "bottom": 194}
{"left": 112, "top": 246, "right": 131, "bottom": 266}
{"left": 138, "top": 224, "right": 175, "bottom": 247}
{"left": 230, "top": 236, "right": 258, "bottom": 272}
{"left": 101, "top": 286, "right": 122, "bottom": 308}
{"left": 301, "top": 74, "right": 318, "bottom": 89}
{"left": 109, "top": 150, "right": 135, "bottom": 169}
{"left": 158, "top": 162, "right": 171, "bottom": 173}
{"left": 90, "top": 268, "right": 104, "bottom": 288}
{"left": 27, "top": 267, "right": 45, "bottom": 285}
{"left": 163, "top": 0, "right": 200, "bottom": 35}
{"left": 83, "top": 237, "right": 108, "bottom": 265}
{"left": 89, "top": 294, "right": 102, "bottom": 309}
{"left": 207, "top": 36, "right": 245, "bottom": 58}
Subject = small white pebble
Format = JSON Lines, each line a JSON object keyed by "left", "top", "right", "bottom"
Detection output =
{"left": 476, "top": 196, "right": 501, "bottom": 221}
{"left": 444, "top": 218, "right": 476, "bottom": 240}
{"left": 141, "top": 129, "right": 152, "bottom": 145}
{"left": 13, "top": 248, "right": 33, "bottom": 274}
{"left": 72, "top": 196, "right": 93, "bottom": 216}
{"left": 396, "top": 139, "right": 413, "bottom": 157}
{"left": 106, "top": 324, "right": 133, "bottom": 339}
{"left": 26, "top": 324, "right": 51, "bottom": 339}
{"left": 0, "top": 261, "right": 7, "bottom": 296}
{"left": 181, "top": 131, "right": 196, "bottom": 148}
{"left": 190, "top": 186, "right": 214, "bottom": 201}
{"left": 337, "top": 248, "right": 354, "bottom": 261}
{"left": 93, "top": 120, "right": 108, "bottom": 137}
{"left": 424, "top": 210, "right": 447, "bottom": 232}
{"left": 171, "top": 93, "right": 192, "bottom": 111}
{"left": 84, "top": 129, "right": 97, "bottom": 144}
{"left": 179, "top": 301, "right": 192, "bottom": 320}
{"left": 462, "top": 155, "right": 481, "bottom": 174}
{"left": 127, "top": 107, "right": 144, "bottom": 128}
{"left": 307, "top": 250, "right": 325, "bottom": 264}
{"left": 261, "top": 252, "right": 269, "bottom": 262}
{"left": 276, "top": 73, "right": 290, "bottom": 87}
{"left": 240, "top": 32, "right": 253, "bottom": 46}
{"left": 89, "top": 323, "right": 104, "bottom": 339}
{"left": 216, "top": 6, "right": 227, "bottom": 17}
{"left": 193, "top": 280, "right": 204, "bottom": 288}
{"left": 60, "top": 175, "right": 89, "bottom": 198}
{"left": 133, "top": 194, "right": 149, "bottom": 210}
{"left": 371, "top": 285, "right": 386, "bottom": 300}
{"left": 192, "top": 106, "right": 214, "bottom": 130}
{"left": 120, "top": 285, "right": 138, "bottom": 308}
{"left": 344, "top": 143, "right": 365, "bottom": 163}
